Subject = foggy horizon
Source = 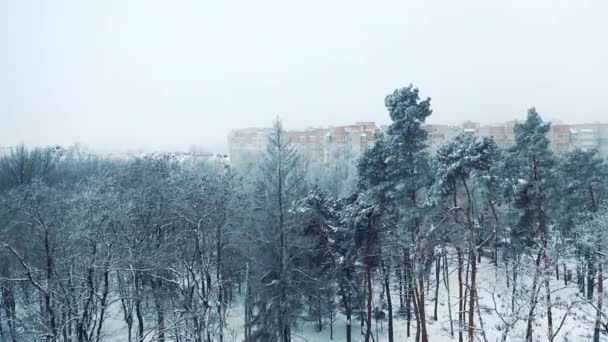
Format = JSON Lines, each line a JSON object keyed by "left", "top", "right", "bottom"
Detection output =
{"left": 2, "top": 0, "right": 608, "bottom": 153}
{"left": 3, "top": 2, "right": 608, "bottom": 342}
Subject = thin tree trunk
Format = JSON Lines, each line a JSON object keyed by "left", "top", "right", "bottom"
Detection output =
{"left": 153, "top": 286, "right": 165, "bottom": 342}
{"left": 317, "top": 296, "right": 323, "bottom": 332}
{"left": 511, "top": 264, "right": 518, "bottom": 314}
{"left": 489, "top": 200, "right": 499, "bottom": 266}
{"left": 468, "top": 250, "right": 477, "bottom": 342}
{"left": 443, "top": 253, "right": 454, "bottom": 337}
{"left": 434, "top": 256, "right": 440, "bottom": 321}
{"left": 593, "top": 262, "right": 603, "bottom": 342}
{"left": 397, "top": 266, "right": 404, "bottom": 309}
{"left": 525, "top": 251, "right": 543, "bottom": 342}
{"left": 338, "top": 279, "right": 352, "bottom": 342}
{"left": 578, "top": 256, "right": 586, "bottom": 295}
{"left": 217, "top": 222, "right": 224, "bottom": 342}
{"left": 364, "top": 233, "right": 373, "bottom": 342}
{"left": 383, "top": 261, "right": 394, "bottom": 342}
{"left": 411, "top": 285, "right": 420, "bottom": 342}
{"left": 404, "top": 249, "right": 412, "bottom": 337}
{"left": 588, "top": 255, "right": 596, "bottom": 300}
{"left": 415, "top": 279, "right": 429, "bottom": 342}
{"left": 96, "top": 262, "right": 111, "bottom": 342}
{"left": 135, "top": 273, "right": 144, "bottom": 342}
{"left": 330, "top": 309, "right": 334, "bottom": 340}
{"left": 457, "top": 249, "right": 464, "bottom": 342}
{"left": 544, "top": 250, "right": 553, "bottom": 340}
{"left": 0, "top": 304, "right": 5, "bottom": 342}
{"left": 44, "top": 229, "right": 58, "bottom": 342}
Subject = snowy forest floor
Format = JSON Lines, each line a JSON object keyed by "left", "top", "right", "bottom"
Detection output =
{"left": 103, "top": 252, "right": 606, "bottom": 342}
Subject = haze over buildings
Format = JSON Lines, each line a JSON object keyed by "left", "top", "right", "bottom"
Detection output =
{"left": 1, "top": 1, "right": 608, "bottom": 152}
{"left": 228, "top": 120, "right": 608, "bottom": 164}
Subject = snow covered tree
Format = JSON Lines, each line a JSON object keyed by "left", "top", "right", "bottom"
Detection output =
{"left": 576, "top": 207, "right": 608, "bottom": 342}
{"left": 381, "top": 85, "right": 434, "bottom": 342}
{"left": 0, "top": 144, "right": 63, "bottom": 190}
{"left": 504, "top": 108, "right": 557, "bottom": 342}
{"left": 295, "top": 186, "right": 339, "bottom": 334}
{"left": 246, "top": 119, "right": 308, "bottom": 342}
{"left": 433, "top": 133, "right": 498, "bottom": 342}
{"left": 556, "top": 148, "right": 608, "bottom": 298}
{"left": 331, "top": 193, "right": 365, "bottom": 342}
{"left": 357, "top": 132, "right": 394, "bottom": 342}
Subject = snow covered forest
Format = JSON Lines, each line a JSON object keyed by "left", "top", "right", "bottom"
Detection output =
{"left": 1, "top": 85, "right": 608, "bottom": 342}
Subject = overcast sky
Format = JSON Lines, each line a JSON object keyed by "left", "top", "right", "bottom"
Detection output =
{"left": 1, "top": 0, "right": 607, "bottom": 152}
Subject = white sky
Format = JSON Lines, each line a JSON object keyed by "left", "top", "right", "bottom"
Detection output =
{"left": 1, "top": 0, "right": 607, "bottom": 153}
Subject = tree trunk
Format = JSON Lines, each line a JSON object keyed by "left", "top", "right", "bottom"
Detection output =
{"left": 578, "top": 257, "right": 586, "bottom": 295}
{"left": 397, "top": 266, "right": 404, "bottom": 309}
{"left": 524, "top": 251, "right": 543, "bottom": 342}
{"left": 96, "top": 262, "right": 111, "bottom": 342}
{"left": 457, "top": 249, "right": 464, "bottom": 342}
{"left": 489, "top": 200, "right": 499, "bottom": 266}
{"left": 317, "top": 296, "right": 323, "bottom": 332}
{"left": 588, "top": 255, "right": 596, "bottom": 300}
{"left": 593, "top": 262, "right": 603, "bottom": 342}
{"left": 153, "top": 286, "right": 165, "bottom": 342}
{"left": 443, "top": 253, "right": 454, "bottom": 337}
{"left": 511, "top": 265, "right": 518, "bottom": 314}
{"left": 404, "top": 249, "right": 412, "bottom": 337}
{"left": 468, "top": 250, "right": 477, "bottom": 342}
{"left": 0, "top": 304, "right": 5, "bottom": 342}
{"left": 411, "top": 283, "right": 420, "bottom": 342}
{"left": 330, "top": 309, "right": 334, "bottom": 340}
{"left": 217, "top": 223, "right": 225, "bottom": 342}
{"left": 339, "top": 279, "right": 352, "bottom": 342}
{"left": 364, "top": 233, "right": 373, "bottom": 342}
{"left": 383, "top": 262, "right": 394, "bottom": 342}
{"left": 544, "top": 252, "right": 553, "bottom": 340}
{"left": 415, "top": 278, "right": 429, "bottom": 342}
{"left": 135, "top": 273, "right": 145, "bottom": 342}
{"left": 345, "top": 303, "right": 351, "bottom": 342}
{"left": 434, "top": 256, "right": 440, "bottom": 321}
{"left": 1, "top": 286, "right": 17, "bottom": 342}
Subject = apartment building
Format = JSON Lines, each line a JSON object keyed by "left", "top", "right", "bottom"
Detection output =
{"left": 446, "top": 121, "right": 608, "bottom": 157}
{"left": 227, "top": 122, "right": 379, "bottom": 164}
{"left": 227, "top": 127, "right": 273, "bottom": 163}
{"left": 228, "top": 120, "right": 608, "bottom": 164}
{"left": 568, "top": 124, "right": 608, "bottom": 156}
{"left": 424, "top": 124, "right": 463, "bottom": 152}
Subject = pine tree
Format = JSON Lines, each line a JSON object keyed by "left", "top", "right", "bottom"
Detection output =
{"left": 365, "top": 85, "right": 433, "bottom": 342}
{"left": 433, "top": 133, "right": 498, "bottom": 342}
{"left": 247, "top": 119, "right": 307, "bottom": 342}
{"left": 557, "top": 148, "right": 608, "bottom": 298}
{"left": 357, "top": 133, "right": 399, "bottom": 342}
{"left": 295, "top": 186, "right": 339, "bottom": 334}
{"left": 504, "top": 108, "right": 556, "bottom": 342}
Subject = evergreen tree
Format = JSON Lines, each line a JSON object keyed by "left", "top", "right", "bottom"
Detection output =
{"left": 504, "top": 108, "right": 556, "bottom": 342}
{"left": 365, "top": 85, "right": 433, "bottom": 342}
{"left": 557, "top": 148, "right": 608, "bottom": 298}
{"left": 295, "top": 186, "right": 339, "bottom": 334}
{"left": 433, "top": 133, "right": 498, "bottom": 342}
{"left": 247, "top": 119, "right": 307, "bottom": 342}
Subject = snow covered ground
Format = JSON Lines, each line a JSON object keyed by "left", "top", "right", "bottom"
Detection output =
{"left": 104, "top": 254, "right": 606, "bottom": 342}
